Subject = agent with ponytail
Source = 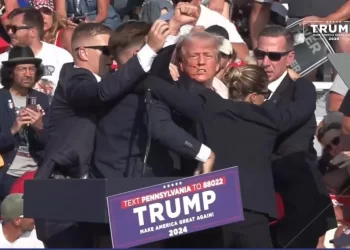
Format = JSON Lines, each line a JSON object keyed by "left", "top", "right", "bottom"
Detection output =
{"left": 143, "top": 61, "right": 316, "bottom": 247}
{"left": 224, "top": 65, "right": 271, "bottom": 104}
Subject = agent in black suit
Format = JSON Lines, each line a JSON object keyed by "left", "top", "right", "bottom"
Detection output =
{"left": 34, "top": 22, "right": 173, "bottom": 248}
{"left": 0, "top": 46, "right": 49, "bottom": 200}
{"left": 35, "top": 21, "right": 172, "bottom": 180}
{"left": 92, "top": 20, "right": 214, "bottom": 180}
{"left": 255, "top": 25, "right": 336, "bottom": 247}
{"left": 144, "top": 64, "right": 316, "bottom": 247}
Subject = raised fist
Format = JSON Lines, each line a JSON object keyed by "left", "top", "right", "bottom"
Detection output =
{"left": 172, "top": 2, "right": 200, "bottom": 26}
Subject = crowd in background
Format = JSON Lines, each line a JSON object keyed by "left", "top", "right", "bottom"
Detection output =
{"left": 0, "top": 0, "right": 350, "bottom": 248}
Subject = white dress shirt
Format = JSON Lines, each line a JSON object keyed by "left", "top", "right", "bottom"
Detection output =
{"left": 212, "top": 77, "right": 228, "bottom": 99}
{"left": 268, "top": 71, "right": 288, "bottom": 99}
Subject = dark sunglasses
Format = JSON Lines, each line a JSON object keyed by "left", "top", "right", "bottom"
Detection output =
{"left": 253, "top": 48, "right": 291, "bottom": 61}
{"left": 325, "top": 136, "right": 340, "bottom": 152}
{"left": 76, "top": 45, "right": 110, "bottom": 56}
{"left": 6, "top": 25, "right": 33, "bottom": 34}
{"left": 258, "top": 89, "right": 272, "bottom": 100}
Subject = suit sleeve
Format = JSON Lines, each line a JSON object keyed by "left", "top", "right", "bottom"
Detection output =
{"left": 0, "top": 123, "right": 15, "bottom": 152}
{"left": 150, "top": 45, "right": 176, "bottom": 83}
{"left": 66, "top": 45, "right": 157, "bottom": 109}
{"left": 66, "top": 56, "right": 146, "bottom": 109}
{"left": 145, "top": 75, "right": 205, "bottom": 122}
{"left": 264, "top": 78, "right": 316, "bottom": 134}
{"left": 151, "top": 100, "right": 211, "bottom": 162}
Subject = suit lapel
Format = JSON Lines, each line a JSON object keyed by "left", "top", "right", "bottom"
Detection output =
{"left": 269, "top": 75, "right": 291, "bottom": 104}
{"left": 1, "top": 89, "right": 16, "bottom": 123}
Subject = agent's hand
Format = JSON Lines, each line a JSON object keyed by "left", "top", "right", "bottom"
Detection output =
{"left": 147, "top": 20, "right": 170, "bottom": 53}
{"left": 194, "top": 152, "right": 215, "bottom": 175}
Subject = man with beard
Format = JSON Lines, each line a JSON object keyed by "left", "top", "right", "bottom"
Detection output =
{"left": 0, "top": 46, "right": 48, "bottom": 201}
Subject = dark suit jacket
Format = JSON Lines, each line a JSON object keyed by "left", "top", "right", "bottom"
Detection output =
{"left": 144, "top": 75, "right": 316, "bottom": 219}
{"left": 268, "top": 74, "right": 336, "bottom": 247}
{"left": 35, "top": 57, "right": 146, "bottom": 179}
{"left": 0, "top": 88, "right": 49, "bottom": 181}
{"left": 92, "top": 75, "right": 204, "bottom": 179}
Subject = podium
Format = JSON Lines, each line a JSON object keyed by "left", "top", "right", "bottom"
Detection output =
{"left": 23, "top": 178, "right": 180, "bottom": 223}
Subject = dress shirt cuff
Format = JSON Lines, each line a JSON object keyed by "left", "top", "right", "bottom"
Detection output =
{"left": 163, "top": 35, "right": 180, "bottom": 48}
{"left": 137, "top": 44, "right": 157, "bottom": 72}
{"left": 195, "top": 144, "right": 212, "bottom": 163}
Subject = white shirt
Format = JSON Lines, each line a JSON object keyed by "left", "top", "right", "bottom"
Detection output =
{"left": 179, "top": 5, "right": 245, "bottom": 44}
{"left": 0, "top": 42, "right": 73, "bottom": 99}
{"left": 212, "top": 77, "right": 228, "bottom": 99}
{"left": 0, "top": 225, "right": 44, "bottom": 248}
{"left": 268, "top": 71, "right": 288, "bottom": 99}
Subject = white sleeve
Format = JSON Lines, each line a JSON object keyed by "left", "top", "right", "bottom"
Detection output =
{"left": 136, "top": 44, "right": 157, "bottom": 72}
{"left": 164, "top": 35, "right": 180, "bottom": 48}
{"left": 195, "top": 144, "right": 212, "bottom": 162}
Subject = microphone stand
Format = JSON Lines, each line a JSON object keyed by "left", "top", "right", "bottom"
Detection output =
{"left": 140, "top": 89, "right": 152, "bottom": 177}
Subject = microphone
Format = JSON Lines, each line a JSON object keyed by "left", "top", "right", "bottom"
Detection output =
{"left": 141, "top": 89, "right": 152, "bottom": 177}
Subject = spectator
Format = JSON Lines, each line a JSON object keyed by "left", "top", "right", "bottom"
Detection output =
{"left": 10, "top": 170, "right": 36, "bottom": 194}
{"left": 53, "top": 0, "right": 121, "bottom": 31}
{"left": 28, "top": 0, "right": 73, "bottom": 53}
{"left": 0, "top": 194, "right": 44, "bottom": 248}
{"left": 139, "top": 0, "right": 174, "bottom": 24}
{"left": 205, "top": 25, "right": 236, "bottom": 81}
{"left": 0, "top": 46, "right": 49, "bottom": 201}
{"left": 0, "top": 7, "right": 73, "bottom": 100}
{"left": 329, "top": 74, "right": 349, "bottom": 112}
{"left": 201, "top": 0, "right": 233, "bottom": 20}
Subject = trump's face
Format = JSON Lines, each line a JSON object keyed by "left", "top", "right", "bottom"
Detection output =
{"left": 180, "top": 38, "right": 220, "bottom": 84}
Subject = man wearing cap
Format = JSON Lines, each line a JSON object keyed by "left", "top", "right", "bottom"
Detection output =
{"left": 0, "top": 46, "right": 49, "bottom": 201}
{"left": 0, "top": 193, "right": 44, "bottom": 248}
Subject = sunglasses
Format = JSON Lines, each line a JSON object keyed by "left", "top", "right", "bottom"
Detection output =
{"left": 325, "top": 136, "right": 340, "bottom": 152}
{"left": 6, "top": 25, "right": 33, "bottom": 34}
{"left": 76, "top": 46, "right": 110, "bottom": 56}
{"left": 258, "top": 89, "right": 272, "bottom": 100}
{"left": 253, "top": 48, "right": 291, "bottom": 61}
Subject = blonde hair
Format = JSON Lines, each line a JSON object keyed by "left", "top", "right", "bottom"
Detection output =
{"left": 223, "top": 65, "right": 269, "bottom": 101}
{"left": 44, "top": 11, "right": 66, "bottom": 44}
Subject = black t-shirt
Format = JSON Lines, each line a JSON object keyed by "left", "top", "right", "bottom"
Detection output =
{"left": 340, "top": 90, "right": 350, "bottom": 116}
{"left": 287, "top": 0, "right": 346, "bottom": 18}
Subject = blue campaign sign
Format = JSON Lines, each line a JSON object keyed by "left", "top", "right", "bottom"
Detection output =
{"left": 107, "top": 167, "right": 244, "bottom": 248}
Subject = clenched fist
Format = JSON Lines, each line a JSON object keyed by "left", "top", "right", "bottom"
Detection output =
{"left": 172, "top": 2, "right": 200, "bottom": 26}
{"left": 147, "top": 20, "right": 170, "bottom": 53}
